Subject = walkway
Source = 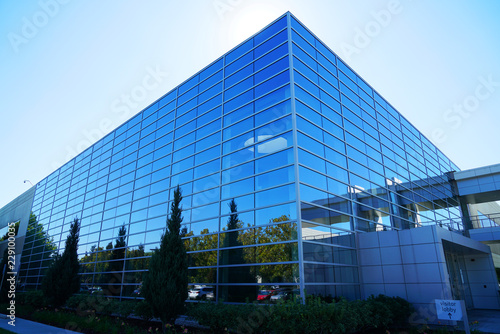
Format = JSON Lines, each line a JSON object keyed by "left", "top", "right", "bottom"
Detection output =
{"left": 0, "top": 314, "right": 81, "bottom": 334}
{"left": 468, "top": 309, "right": 500, "bottom": 334}
{"left": 454, "top": 163, "right": 500, "bottom": 205}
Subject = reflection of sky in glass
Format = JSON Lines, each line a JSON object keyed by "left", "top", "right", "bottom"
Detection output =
{"left": 2, "top": 2, "right": 500, "bottom": 208}
{"left": 245, "top": 135, "right": 288, "bottom": 154}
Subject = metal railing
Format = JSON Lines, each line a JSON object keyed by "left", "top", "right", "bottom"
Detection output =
{"left": 470, "top": 213, "right": 500, "bottom": 229}
{"left": 433, "top": 219, "right": 466, "bottom": 235}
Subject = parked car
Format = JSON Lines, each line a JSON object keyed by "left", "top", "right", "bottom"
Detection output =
{"left": 89, "top": 286, "right": 103, "bottom": 294}
{"left": 257, "top": 289, "right": 276, "bottom": 301}
{"left": 188, "top": 286, "right": 215, "bottom": 300}
{"left": 270, "top": 289, "right": 300, "bottom": 303}
{"left": 79, "top": 286, "right": 90, "bottom": 293}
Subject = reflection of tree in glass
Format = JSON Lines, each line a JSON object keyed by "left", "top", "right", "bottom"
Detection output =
{"left": 0, "top": 221, "right": 19, "bottom": 241}
{"left": 80, "top": 242, "right": 152, "bottom": 293}
{"left": 238, "top": 215, "right": 298, "bottom": 283}
{"left": 94, "top": 242, "right": 114, "bottom": 288}
{"left": 79, "top": 245, "right": 100, "bottom": 285}
{"left": 178, "top": 206, "right": 300, "bottom": 294}
{"left": 120, "top": 244, "right": 150, "bottom": 296}
{"left": 79, "top": 244, "right": 111, "bottom": 287}
{"left": 107, "top": 225, "right": 127, "bottom": 297}
{"left": 19, "top": 213, "right": 58, "bottom": 288}
{"left": 222, "top": 199, "right": 243, "bottom": 258}
{"left": 221, "top": 199, "right": 254, "bottom": 301}
{"left": 126, "top": 244, "right": 147, "bottom": 271}
{"left": 26, "top": 212, "right": 58, "bottom": 258}
{"left": 78, "top": 225, "right": 129, "bottom": 296}
{"left": 184, "top": 228, "right": 217, "bottom": 284}
{"left": 41, "top": 218, "right": 81, "bottom": 307}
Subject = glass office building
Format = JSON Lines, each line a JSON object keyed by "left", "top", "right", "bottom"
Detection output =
{"left": 17, "top": 12, "right": 465, "bottom": 302}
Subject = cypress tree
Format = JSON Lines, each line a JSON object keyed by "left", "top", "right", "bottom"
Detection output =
{"left": 142, "top": 185, "right": 188, "bottom": 329}
{"left": 42, "top": 218, "right": 81, "bottom": 307}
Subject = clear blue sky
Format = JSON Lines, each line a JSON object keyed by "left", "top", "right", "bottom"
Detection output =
{"left": 1, "top": 0, "right": 500, "bottom": 208}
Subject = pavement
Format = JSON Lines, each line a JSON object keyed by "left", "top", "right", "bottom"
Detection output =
{"left": 0, "top": 309, "right": 499, "bottom": 334}
{"left": 0, "top": 314, "right": 81, "bottom": 334}
{"left": 468, "top": 309, "right": 500, "bottom": 334}
{"left": 0, "top": 313, "right": 202, "bottom": 334}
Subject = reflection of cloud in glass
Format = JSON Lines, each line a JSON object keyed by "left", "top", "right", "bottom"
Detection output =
{"left": 244, "top": 135, "right": 287, "bottom": 154}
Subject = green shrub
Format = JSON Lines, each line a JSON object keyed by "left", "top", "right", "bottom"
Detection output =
{"left": 344, "top": 299, "right": 371, "bottom": 332}
{"left": 368, "top": 294, "right": 414, "bottom": 328}
{"left": 134, "top": 299, "right": 154, "bottom": 321}
{"left": 30, "top": 309, "right": 147, "bottom": 334}
{"left": 100, "top": 298, "right": 121, "bottom": 316}
{"left": 65, "top": 294, "right": 116, "bottom": 317}
{"left": 117, "top": 300, "right": 136, "bottom": 318}
{"left": 65, "top": 294, "right": 89, "bottom": 309}
{"left": 367, "top": 296, "right": 393, "bottom": 329}
{"left": 187, "top": 294, "right": 414, "bottom": 334}
{"left": 234, "top": 303, "right": 274, "bottom": 334}
{"left": 188, "top": 301, "right": 242, "bottom": 333}
{"left": 269, "top": 298, "right": 344, "bottom": 334}
{"left": 16, "top": 290, "right": 46, "bottom": 308}
{"left": 66, "top": 295, "right": 138, "bottom": 319}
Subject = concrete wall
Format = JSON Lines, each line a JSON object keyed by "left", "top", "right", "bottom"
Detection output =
{"left": 358, "top": 225, "right": 500, "bottom": 325}
{"left": 435, "top": 227, "right": 500, "bottom": 310}
{"left": 0, "top": 187, "right": 36, "bottom": 272}
{"left": 358, "top": 226, "right": 452, "bottom": 325}
{"left": 463, "top": 252, "right": 500, "bottom": 309}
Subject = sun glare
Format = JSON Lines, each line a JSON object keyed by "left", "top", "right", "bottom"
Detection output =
{"left": 229, "top": 4, "right": 282, "bottom": 45}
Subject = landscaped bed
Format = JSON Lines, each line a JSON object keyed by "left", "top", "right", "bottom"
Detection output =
{"left": 3, "top": 291, "right": 473, "bottom": 334}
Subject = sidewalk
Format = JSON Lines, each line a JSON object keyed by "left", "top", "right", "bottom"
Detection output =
{"left": 468, "top": 309, "right": 500, "bottom": 334}
{"left": 0, "top": 314, "right": 81, "bottom": 334}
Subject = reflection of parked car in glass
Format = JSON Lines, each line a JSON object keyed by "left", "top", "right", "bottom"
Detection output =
{"left": 188, "top": 287, "right": 215, "bottom": 300}
{"left": 89, "top": 286, "right": 103, "bottom": 294}
{"left": 79, "top": 286, "right": 90, "bottom": 293}
{"left": 270, "top": 289, "right": 300, "bottom": 303}
{"left": 132, "top": 283, "right": 142, "bottom": 296}
{"left": 257, "top": 290, "right": 276, "bottom": 301}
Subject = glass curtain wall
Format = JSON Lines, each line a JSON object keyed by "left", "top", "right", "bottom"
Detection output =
{"left": 19, "top": 15, "right": 299, "bottom": 302}
{"left": 288, "top": 15, "right": 461, "bottom": 298}
{"left": 19, "top": 12, "right": 463, "bottom": 303}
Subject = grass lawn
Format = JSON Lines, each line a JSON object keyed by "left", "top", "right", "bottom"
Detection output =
{"left": 0, "top": 328, "right": 16, "bottom": 334}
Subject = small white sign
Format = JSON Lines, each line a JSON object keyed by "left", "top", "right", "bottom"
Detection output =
{"left": 435, "top": 299, "right": 463, "bottom": 321}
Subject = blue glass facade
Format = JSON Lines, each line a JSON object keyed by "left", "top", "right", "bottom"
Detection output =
{"left": 18, "top": 12, "right": 462, "bottom": 302}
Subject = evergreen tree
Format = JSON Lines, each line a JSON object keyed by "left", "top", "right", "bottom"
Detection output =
{"left": 142, "top": 186, "right": 188, "bottom": 329}
{"left": 42, "top": 218, "right": 81, "bottom": 307}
